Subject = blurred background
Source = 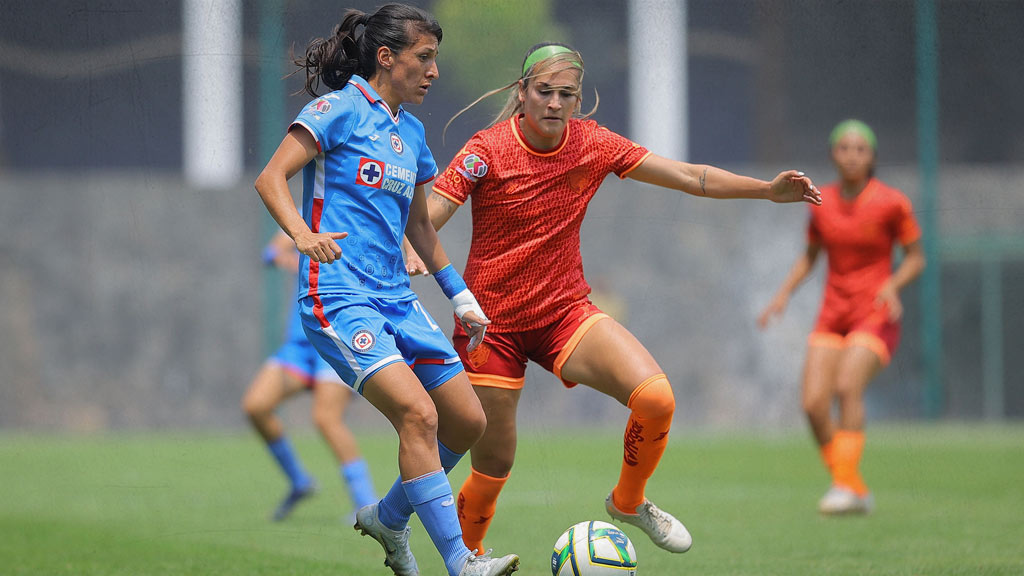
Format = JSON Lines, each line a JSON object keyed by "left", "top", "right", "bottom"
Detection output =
{"left": 1, "top": 0, "right": 1021, "bottom": 433}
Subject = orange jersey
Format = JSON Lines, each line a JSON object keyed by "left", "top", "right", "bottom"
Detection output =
{"left": 808, "top": 178, "right": 921, "bottom": 316}
{"left": 433, "top": 116, "right": 650, "bottom": 332}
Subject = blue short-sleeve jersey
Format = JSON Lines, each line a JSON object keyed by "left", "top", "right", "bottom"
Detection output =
{"left": 290, "top": 75, "right": 438, "bottom": 300}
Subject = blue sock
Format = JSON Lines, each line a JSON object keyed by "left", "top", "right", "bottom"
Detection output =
{"left": 377, "top": 441, "right": 464, "bottom": 530}
{"left": 267, "top": 437, "right": 313, "bottom": 491}
{"left": 403, "top": 470, "right": 471, "bottom": 576}
{"left": 341, "top": 459, "right": 377, "bottom": 510}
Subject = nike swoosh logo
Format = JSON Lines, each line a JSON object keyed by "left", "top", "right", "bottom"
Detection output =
{"left": 441, "top": 497, "right": 455, "bottom": 507}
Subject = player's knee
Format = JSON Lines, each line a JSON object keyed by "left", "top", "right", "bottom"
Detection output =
{"left": 399, "top": 401, "right": 439, "bottom": 441}
{"left": 241, "top": 391, "right": 270, "bottom": 420}
{"left": 628, "top": 375, "right": 675, "bottom": 420}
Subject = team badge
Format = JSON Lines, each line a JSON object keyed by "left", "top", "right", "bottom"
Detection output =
{"left": 456, "top": 154, "right": 488, "bottom": 182}
{"left": 390, "top": 133, "right": 404, "bottom": 154}
{"left": 351, "top": 330, "right": 375, "bottom": 352}
{"left": 309, "top": 98, "right": 332, "bottom": 114}
{"left": 356, "top": 157, "right": 385, "bottom": 188}
{"left": 467, "top": 341, "right": 491, "bottom": 368}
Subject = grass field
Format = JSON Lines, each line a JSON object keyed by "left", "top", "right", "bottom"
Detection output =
{"left": 2, "top": 424, "right": 1022, "bottom": 575}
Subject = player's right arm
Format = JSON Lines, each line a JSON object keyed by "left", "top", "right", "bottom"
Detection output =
{"left": 255, "top": 127, "right": 347, "bottom": 264}
{"left": 757, "top": 242, "right": 821, "bottom": 329}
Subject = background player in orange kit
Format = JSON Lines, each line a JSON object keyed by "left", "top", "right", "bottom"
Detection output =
{"left": 405, "top": 42, "right": 821, "bottom": 555}
{"left": 758, "top": 119, "right": 925, "bottom": 515}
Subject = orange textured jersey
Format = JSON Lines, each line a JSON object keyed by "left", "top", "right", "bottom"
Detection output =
{"left": 809, "top": 178, "right": 921, "bottom": 317}
{"left": 433, "top": 116, "right": 650, "bottom": 332}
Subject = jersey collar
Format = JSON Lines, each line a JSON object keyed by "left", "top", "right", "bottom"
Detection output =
{"left": 510, "top": 114, "right": 570, "bottom": 156}
{"left": 348, "top": 75, "right": 403, "bottom": 123}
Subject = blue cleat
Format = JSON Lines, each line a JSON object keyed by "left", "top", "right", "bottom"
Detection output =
{"left": 271, "top": 483, "right": 317, "bottom": 522}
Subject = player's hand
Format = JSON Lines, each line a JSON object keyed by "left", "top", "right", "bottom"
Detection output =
{"left": 405, "top": 250, "right": 429, "bottom": 276}
{"left": 875, "top": 282, "right": 903, "bottom": 322}
{"left": 768, "top": 170, "right": 822, "bottom": 205}
{"left": 757, "top": 294, "right": 788, "bottom": 329}
{"left": 295, "top": 230, "right": 348, "bottom": 264}
{"left": 459, "top": 310, "right": 491, "bottom": 352}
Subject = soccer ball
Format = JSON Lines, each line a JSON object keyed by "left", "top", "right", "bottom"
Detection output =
{"left": 551, "top": 520, "right": 638, "bottom": 576}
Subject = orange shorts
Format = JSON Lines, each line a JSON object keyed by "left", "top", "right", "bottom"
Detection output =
{"left": 810, "top": 299, "right": 900, "bottom": 366}
{"left": 451, "top": 300, "right": 609, "bottom": 390}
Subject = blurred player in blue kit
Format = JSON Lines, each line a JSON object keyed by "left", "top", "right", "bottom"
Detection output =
{"left": 242, "top": 231, "right": 377, "bottom": 522}
{"left": 254, "top": 4, "right": 519, "bottom": 575}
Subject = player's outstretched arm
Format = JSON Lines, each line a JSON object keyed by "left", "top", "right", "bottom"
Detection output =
{"left": 627, "top": 154, "right": 821, "bottom": 205}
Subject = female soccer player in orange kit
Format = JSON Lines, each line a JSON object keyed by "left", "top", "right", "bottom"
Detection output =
{"left": 406, "top": 43, "right": 821, "bottom": 554}
{"left": 758, "top": 119, "right": 925, "bottom": 515}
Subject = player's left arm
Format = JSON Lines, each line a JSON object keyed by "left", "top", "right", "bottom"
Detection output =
{"left": 403, "top": 192, "right": 461, "bottom": 276}
{"left": 405, "top": 184, "right": 489, "bottom": 348}
{"left": 876, "top": 239, "right": 926, "bottom": 321}
{"left": 627, "top": 154, "right": 821, "bottom": 205}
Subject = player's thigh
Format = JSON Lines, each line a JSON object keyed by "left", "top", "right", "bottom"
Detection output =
{"left": 361, "top": 361, "right": 435, "bottom": 431}
{"left": 243, "top": 362, "right": 306, "bottom": 413}
{"left": 834, "top": 345, "right": 883, "bottom": 398}
{"left": 560, "top": 318, "right": 662, "bottom": 405}
{"left": 428, "top": 371, "right": 486, "bottom": 453}
{"left": 802, "top": 341, "right": 842, "bottom": 407}
{"left": 312, "top": 378, "right": 351, "bottom": 423}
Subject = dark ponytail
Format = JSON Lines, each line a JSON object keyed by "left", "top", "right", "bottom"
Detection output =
{"left": 295, "top": 3, "right": 442, "bottom": 98}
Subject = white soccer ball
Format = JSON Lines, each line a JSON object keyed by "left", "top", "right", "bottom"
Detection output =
{"left": 551, "top": 520, "right": 638, "bottom": 576}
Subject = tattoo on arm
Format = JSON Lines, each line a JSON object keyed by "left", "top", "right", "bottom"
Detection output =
{"left": 699, "top": 167, "right": 708, "bottom": 195}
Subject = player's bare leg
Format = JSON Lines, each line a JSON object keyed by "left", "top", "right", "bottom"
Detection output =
{"left": 242, "top": 363, "right": 316, "bottom": 521}
{"left": 562, "top": 318, "right": 691, "bottom": 553}
{"left": 461, "top": 386, "right": 520, "bottom": 554}
{"left": 819, "top": 344, "right": 883, "bottom": 515}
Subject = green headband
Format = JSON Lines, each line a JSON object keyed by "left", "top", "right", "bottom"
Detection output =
{"left": 522, "top": 45, "right": 579, "bottom": 77}
{"left": 829, "top": 119, "right": 877, "bottom": 151}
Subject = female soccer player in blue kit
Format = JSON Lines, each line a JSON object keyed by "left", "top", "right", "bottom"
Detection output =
{"left": 242, "top": 231, "right": 377, "bottom": 522}
{"left": 254, "top": 4, "right": 518, "bottom": 576}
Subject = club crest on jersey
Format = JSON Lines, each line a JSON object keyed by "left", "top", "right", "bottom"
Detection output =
{"left": 355, "top": 157, "right": 416, "bottom": 199}
{"left": 356, "top": 158, "right": 385, "bottom": 188}
{"left": 390, "top": 133, "right": 404, "bottom": 154}
{"left": 309, "top": 98, "right": 332, "bottom": 115}
{"left": 351, "top": 330, "right": 375, "bottom": 353}
{"left": 456, "top": 154, "right": 488, "bottom": 182}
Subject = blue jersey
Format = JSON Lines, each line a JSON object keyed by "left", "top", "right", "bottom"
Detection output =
{"left": 290, "top": 75, "right": 438, "bottom": 301}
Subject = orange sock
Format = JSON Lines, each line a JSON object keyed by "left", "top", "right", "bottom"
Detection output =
{"left": 457, "top": 467, "right": 508, "bottom": 555}
{"left": 820, "top": 439, "right": 836, "bottom": 475}
{"left": 611, "top": 374, "right": 675, "bottom": 513}
{"left": 831, "top": 429, "right": 868, "bottom": 495}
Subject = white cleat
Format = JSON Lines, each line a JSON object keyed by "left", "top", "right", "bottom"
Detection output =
{"left": 818, "top": 485, "right": 873, "bottom": 515}
{"left": 605, "top": 493, "right": 692, "bottom": 553}
{"left": 353, "top": 503, "right": 419, "bottom": 576}
{"left": 458, "top": 549, "right": 520, "bottom": 576}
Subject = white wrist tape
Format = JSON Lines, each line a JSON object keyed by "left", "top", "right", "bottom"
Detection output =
{"left": 450, "top": 288, "right": 487, "bottom": 323}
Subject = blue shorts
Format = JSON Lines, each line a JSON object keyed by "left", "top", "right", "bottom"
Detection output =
{"left": 299, "top": 293, "right": 464, "bottom": 395}
{"left": 269, "top": 330, "right": 342, "bottom": 387}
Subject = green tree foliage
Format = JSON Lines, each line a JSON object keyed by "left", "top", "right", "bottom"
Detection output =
{"left": 433, "top": 0, "right": 569, "bottom": 111}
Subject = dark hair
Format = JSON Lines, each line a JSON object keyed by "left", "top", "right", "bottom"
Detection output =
{"left": 295, "top": 3, "right": 442, "bottom": 98}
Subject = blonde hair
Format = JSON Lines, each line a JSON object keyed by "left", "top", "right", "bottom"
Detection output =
{"left": 443, "top": 44, "right": 599, "bottom": 142}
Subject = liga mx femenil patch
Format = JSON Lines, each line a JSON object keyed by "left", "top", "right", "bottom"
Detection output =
{"left": 390, "top": 133, "right": 404, "bottom": 155}
{"left": 309, "top": 98, "right": 332, "bottom": 115}
{"left": 351, "top": 330, "right": 376, "bottom": 353}
{"left": 457, "top": 154, "right": 488, "bottom": 182}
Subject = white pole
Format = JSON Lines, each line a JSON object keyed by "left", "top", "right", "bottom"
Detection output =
{"left": 627, "top": 0, "right": 687, "bottom": 161}
{"left": 183, "top": 0, "right": 243, "bottom": 190}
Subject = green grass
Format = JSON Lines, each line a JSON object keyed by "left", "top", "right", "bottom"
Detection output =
{"left": 2, "top": 425, "right": 1022, "bottom": 575}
